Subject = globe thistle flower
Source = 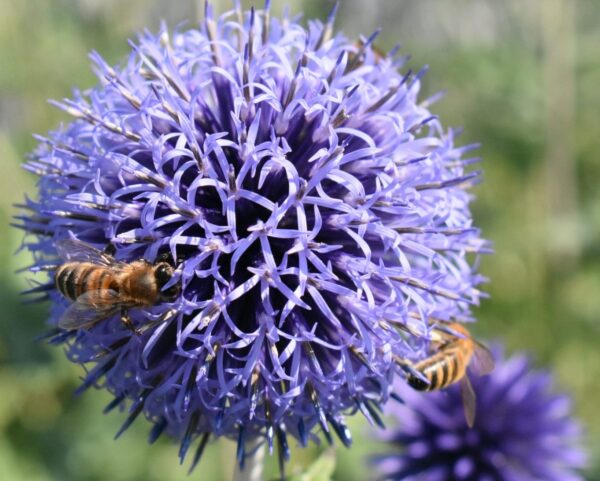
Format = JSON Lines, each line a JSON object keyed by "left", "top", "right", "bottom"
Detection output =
{"left": 15, "top": 1, "right": 488, "bottom": 472}
{"left": 374, "top": 347, "right": 587, "bottom": 481}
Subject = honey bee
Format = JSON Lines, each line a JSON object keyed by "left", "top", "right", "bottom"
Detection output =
{"left": 405, "top": 322, "right": 494, "bottom": 427}
{"left": 346, "top": 40, "right": 385, "bottom": 72}
{"left": 54, "top": 239, "right": 180, "bottom": 332}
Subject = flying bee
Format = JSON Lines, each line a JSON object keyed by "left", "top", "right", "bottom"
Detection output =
{"left": 54, "top": 239, "right": 180, "bottom": 332}
{"left": 405, "top": 322, "right": 494, "bottom": 427}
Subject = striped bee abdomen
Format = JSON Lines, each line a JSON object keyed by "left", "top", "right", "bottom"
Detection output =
{"left": 407, "top": 344, "right": 468, "bottom": 392}
{"left": 55, "top": 262, "right": 101, "bottom": 301}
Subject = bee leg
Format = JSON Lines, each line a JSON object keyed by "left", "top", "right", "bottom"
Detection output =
{"left": 103, "top": 243, "right": 116, "bottom": 257}
{"left": 120, "top": 307, "right": 142, "bottom": 336}
{"left": 156, "top": 252, "right": 170, "bottom": 263}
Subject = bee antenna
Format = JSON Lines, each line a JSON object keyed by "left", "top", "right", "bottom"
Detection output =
{"left": 156, "top": 251, "right": 176, "bottom": 266}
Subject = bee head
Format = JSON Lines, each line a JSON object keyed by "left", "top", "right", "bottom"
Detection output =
{"left": 153, "top": 262, "right": 180, "bottom": 301}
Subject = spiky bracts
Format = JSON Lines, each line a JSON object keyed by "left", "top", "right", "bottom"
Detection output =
{"left": 17, "top": 3, "right": 487, "bottom": 471}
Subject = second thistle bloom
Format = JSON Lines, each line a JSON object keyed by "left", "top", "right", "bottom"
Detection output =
{"left": 375, "top": 347, "right": 587, "bottom": 481}
{"left": 18, "top": 4, "right": 487, "bottom": 466}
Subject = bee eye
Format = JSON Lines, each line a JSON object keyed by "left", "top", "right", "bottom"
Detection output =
{"left": 154, "top": 264, "right": 172, "bottom": 288}
{"left": 154, "top": 263, "right": 180, "bottom": 301}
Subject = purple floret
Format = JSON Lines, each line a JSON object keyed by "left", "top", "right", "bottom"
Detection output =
{"left": 17, "top": 2, "right": 488, "bottom": 470}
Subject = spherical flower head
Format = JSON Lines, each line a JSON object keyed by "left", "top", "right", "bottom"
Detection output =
{"left": 375, "top": 346, "right": 587, "bottom": 481}
{"left": 17, "top": 2, "right": 488, "bottom": 470}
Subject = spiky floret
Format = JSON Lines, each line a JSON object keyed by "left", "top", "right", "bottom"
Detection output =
{"left": 375, "top": 347, "right": 587, "bottom": 481}
{"left": 17, "top": 2, "right": 488, "bottom": 470}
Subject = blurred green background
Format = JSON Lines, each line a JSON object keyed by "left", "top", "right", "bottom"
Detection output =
{"left": 1, "top": 0, "right": 599, "bottom": 479}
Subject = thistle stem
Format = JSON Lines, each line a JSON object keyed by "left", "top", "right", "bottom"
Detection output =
{"left": 233, "top": 437, "right": 265, "bottom": 481}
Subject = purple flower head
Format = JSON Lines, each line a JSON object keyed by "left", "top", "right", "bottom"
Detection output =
{"left": 16, "top": 2, "right": 488, "bottom": 471}
{"left": 375, "top": 346, "right": 587, "bottom": 481}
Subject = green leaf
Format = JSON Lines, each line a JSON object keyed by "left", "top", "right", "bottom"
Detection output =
{"left": 288, "top": 449, "right": 336, "bottom": 481}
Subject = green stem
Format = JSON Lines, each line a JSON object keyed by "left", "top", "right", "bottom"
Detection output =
{"left": 233, "top": 437, "right": 265, "bottom": 481}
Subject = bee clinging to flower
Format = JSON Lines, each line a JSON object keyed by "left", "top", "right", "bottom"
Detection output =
{"left": 404, "top": 322, "right": 494, "bottom": 427}
{"left": 54, "top": 239, "right": 180, "bottom": 332}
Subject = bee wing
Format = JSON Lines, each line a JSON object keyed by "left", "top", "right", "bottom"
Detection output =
{"left": 469, "top": 341, "right": 495, "bottom": 377}
{"left": 55, "top": 239, "right": 117, "bottom": 266}
{"left": 58, "top": 290, "right": 121, "bottom": 330}
{"left": 460, "top": 376, "right": 476, "bottom": 428}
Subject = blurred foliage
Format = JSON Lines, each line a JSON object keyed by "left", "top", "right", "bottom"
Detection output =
{"left": 1, "top": 0, "right": 599, "bottom": 480}
{"left": 288, "top": 449, "right": 336, "bottom": 481}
